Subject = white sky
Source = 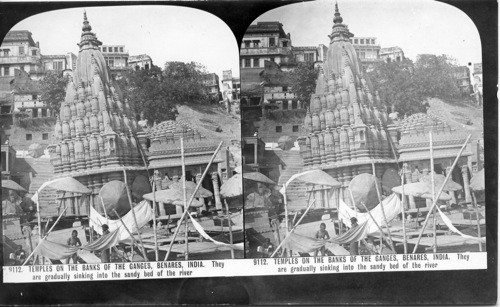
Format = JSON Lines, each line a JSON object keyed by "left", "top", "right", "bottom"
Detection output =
{"left": 254, "top": 0, "right": 482, "bottom": 67}
{"left": 9, "top": 5, "right": 240, "bottom": 78}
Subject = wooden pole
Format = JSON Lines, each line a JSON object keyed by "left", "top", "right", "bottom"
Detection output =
{"left": 23, "top": 207, "right": 68, "bottom": 265}
{"left": 412, "top": 134, "right": 472, "bottom": 253}
{"left": 122, "top": 169, "right": 148, "bottom": 261}
{"left": 400, "top": 172, "right": 408, "bottom": 254}
{"left": 112, "top": 209, "right": 146, "bottom": 261}
{"left": 471, "top": 191, "right": 483, "bottom": 251}
{"left": 429, "top": 131, "right": 438, "bottom": 253}
{"left": 371, "top": 162, "right": 396, "bottom": 253}
{"left": 180, "top": 138, "right": 189, "bottom": 261}
{"left": 270, "top": 199, "right": 316, "bottom": 258}
{"left": 225, "top": 199, "right": 235, "bottom": 259}
{"left": 164, "top": 141, "right": 224, "bottom": 261}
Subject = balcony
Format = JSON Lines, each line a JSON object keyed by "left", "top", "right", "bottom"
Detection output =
{"left": 240, "top": 46, "right": 292, "bottom": 56}
{"left": 0, "top": 55, "right": 41, "bottom": 65}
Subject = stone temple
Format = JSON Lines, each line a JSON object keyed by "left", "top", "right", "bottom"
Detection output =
{"left": 298, "top": 4, "right": 398, "bottom": 208}
{"left": 50, "top": 13, "right": 148, "bottom": 213}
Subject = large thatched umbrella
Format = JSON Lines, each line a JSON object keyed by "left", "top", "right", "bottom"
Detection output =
{"left": 2, "top": 180, "right": 27, "bottom": 192}
{"left": 220, "top": 173, "right": 243, "bottom": 198}
{"left": 143, "top": 190, "right": 204, "bottom": 208}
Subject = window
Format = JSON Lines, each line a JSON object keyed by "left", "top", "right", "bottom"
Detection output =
{"left": 19, "top": 46, "right": 25, "bottom": 55}
{"left": 32, "top": 94, "right": 37, "bottom": 100}
{"left": 120, "top": 47, "right": 124, "bottom": 52}
{"left": 349, "top": 39, "right": 353, "bottom": 44}
{"left": 41, "top": 108, "right": 47, "bottom": 117}
{"left": 282, "top": 86, "right": 288, "bottom": 92}
{"left": 275, "top": 126, "right": 282, "bottom": 133}
{"left": 244, "top": 41, "right": 250, "bottom": 48}
{"left": 253, "top": 41, "right": 260, "bottom": 47}
{"left": 371, "top": 39, "right": 375, "bottom": 44}
{"left": 360, "top": 39, "right": 364, "bottom": 44}
{"left": 283, "top": 41, "right": 288, "bottom": 47}
{"left": 42, "top": 133, "right": 49, "bottom": 140}
{"left": 253, "top": 58, "right": 259, "bottom": 67}
{"left": 145, "top": 64, "right": 149, "bottom": 70}
{"left": 26, "top": 134, "right": 32, "bottom": 141}
{"left": 354, "top": 39, "right": 358, "bottom": 44}
{"left": 103, "top": 47, "right": 107, "bottom": 52}
{"left": 269, "top": 37, "right": 276, "bottom": 47}
{"left": 270, "top": 57, "right": 275, "bottom": 62}
{"left": 304, "top": 53, "right": 314, "bottom": 62}
{"left": 32, "top": 108, "right": 38, "bottom": 118}
{"left": 31, "top": 50, "right": 37, "bottom": 56}
{"left": 3, "top": 66, "right": 9, "bottom": 76}
{"left": 108, "top": 59, "right": 115, "bottom": 67}
{"left": 244, "top": 58, "right": 251, "bottom": 67}
{"left": 292, "top": 125, "right": 299, "bottom": 132}
{"left": 54, "top": 61, "right": 63, "bottom": 70}
{"left": 396, "top": 56, "right": 401, "bottom": 62}
{"left": 1, "top": 106, "right": 11, "bottom": 114}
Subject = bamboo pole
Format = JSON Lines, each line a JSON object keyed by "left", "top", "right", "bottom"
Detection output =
{"left": 164, "top": 141, "right": 224, "bottom": 261}
{"left": 225, "top": 199, "right": 235, "bottom": 259}
{"left": 122, "top": 169, "right": 148, "bottom": 261}
{"left": 371, "top": 162, "right": 396, "bottom": 253}
{"left": 429, "top": 131, "right": 438, "bottom": 253}
{"left": 412, "top": 134, "right": 472, "bottom": 253}
{"left": 180, "top": 138, "right": 189, "bottom": 261}
{"left": 99, "top": 196, "right": 109, "bottom": 223}
{"left": 471, "top": 192, "right": 483, "bottom": 251}
{"left": 151, "top": 177, "right": 159, "bottom": 261}
{"left": 112, "top": 209, "right": 146, "bottom": 261}
{"left": 400, "top": 172, "right": 408, "bottom": 254}
{"left": 23, "top": 208, "right": 68, "bottom": 265}
{"left": 270, "top": 199, "right": 317, "bottom": 258}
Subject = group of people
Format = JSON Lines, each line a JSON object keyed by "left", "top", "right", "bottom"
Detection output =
{"left": 2, "top": 190, "right": 37, "bottom": 223}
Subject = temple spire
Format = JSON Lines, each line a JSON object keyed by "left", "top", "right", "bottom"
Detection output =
{"left": 329, "top": 1, "right": 353, "bottom": 42}
{"left": 78, "top": 11, "right": 102, "bottom": 49}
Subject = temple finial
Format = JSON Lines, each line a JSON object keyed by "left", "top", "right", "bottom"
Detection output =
{"left": 334, "top": 1, "right": 343, "bottom": 24}
{"left": 82, "top": 10, "right": 92, "bottom": 32}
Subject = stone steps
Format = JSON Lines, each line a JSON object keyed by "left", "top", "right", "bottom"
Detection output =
{"left": 275, "top": 151, "right": 308, "bottom": 203}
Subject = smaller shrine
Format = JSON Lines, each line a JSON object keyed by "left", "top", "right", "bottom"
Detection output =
{"left": 146, "top": 120, "right": 225, "bottom": 216}
{"left": 396, "top": 113, "right": 473, "bottom": 210}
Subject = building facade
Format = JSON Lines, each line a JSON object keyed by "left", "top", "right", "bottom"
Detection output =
{"left": 453, "top": 66, "right": 473, "bottom": 96}
{"left": 222, "top": 69, "right": 240, "bottom": 102}
{"left": 380, "top": 46, "right": 405, "bottom": 63}
{"left": 0, "top": 31, "right": 43, "bottom": 80}
{"left": 129, "top": 54, "right": 153, "bottom": 71}
{"left": 203, "top": 72, "right": 221, "bottom": 101}
{"left": 98, "top": 44, "right": 129, "bottom": 79}
{"left": 350, "top": 36, "right": 380, "bottom": 72}
{"left": 41, "top": 53, "right": 77, "bottom": 74}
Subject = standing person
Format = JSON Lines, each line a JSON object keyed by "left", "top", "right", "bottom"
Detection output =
{"left": 66, "top": 230, "right": 82, "bottom": 264}
{"left": 100, "top": 224, "right": 111, "bottom": 263}
{"left": 314, "top": 223, "right": 330, "bottom": 256}
{"left": 349, "top": 217, "right": 360, "bottom": 255}
{"left": 245, "top": 183, "right": 272, "bottom": 209}
{"left": 2, "top": 190, "right": 21, "bottom": 216}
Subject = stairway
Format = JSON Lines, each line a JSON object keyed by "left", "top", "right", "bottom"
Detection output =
{"left": 275, "top": 150, "right": 308, "bottom": 210}
{"left": 22, "top": 157, "right": 58, "bottom": 217}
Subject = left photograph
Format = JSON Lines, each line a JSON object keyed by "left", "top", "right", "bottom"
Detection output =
{"left": 1, "top": 6, "right": 243, "bottom": 265}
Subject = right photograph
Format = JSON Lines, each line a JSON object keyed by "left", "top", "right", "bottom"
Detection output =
{"left": 240, "top": 0, "right": 485, "bottom": 259}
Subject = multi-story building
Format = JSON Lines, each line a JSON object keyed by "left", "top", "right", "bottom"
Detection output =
{"left": 292, "top": 46, "right": 319, "bottom": 64}
{"left": 349, "top": 36, "right": 380, "bottom": 72}
{"left": 222, "top": 70, "right": 240, "bottom": 103}
{"left": 380, "top": 46, "right": 405, "bottom": 63}
{"left": 98, "top": 44, "right": 128, "bottom": 78}
{"left": 0, "top": 31, "right": 44, "bottom": 80}
{"left": 41, "top": 53, "right": 77, "bottom": 75}
{"left": 203, "top": 72, "right": 221, "bottom": 101}
{"left": 129, "top": 54, "right": 153, "bottom": 71}
{"left": 453, "top": 66, "right": 473, "bottom": 96}
{"left": 472, "top": 63, "right": 482, "bottom": 105}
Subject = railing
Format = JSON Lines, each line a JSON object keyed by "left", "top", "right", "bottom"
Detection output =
{"left": 0, "top": 56, "right": 41, "bottom": 64}
{"left": 240, "top": 47, "right": 292, "bottom": 55}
